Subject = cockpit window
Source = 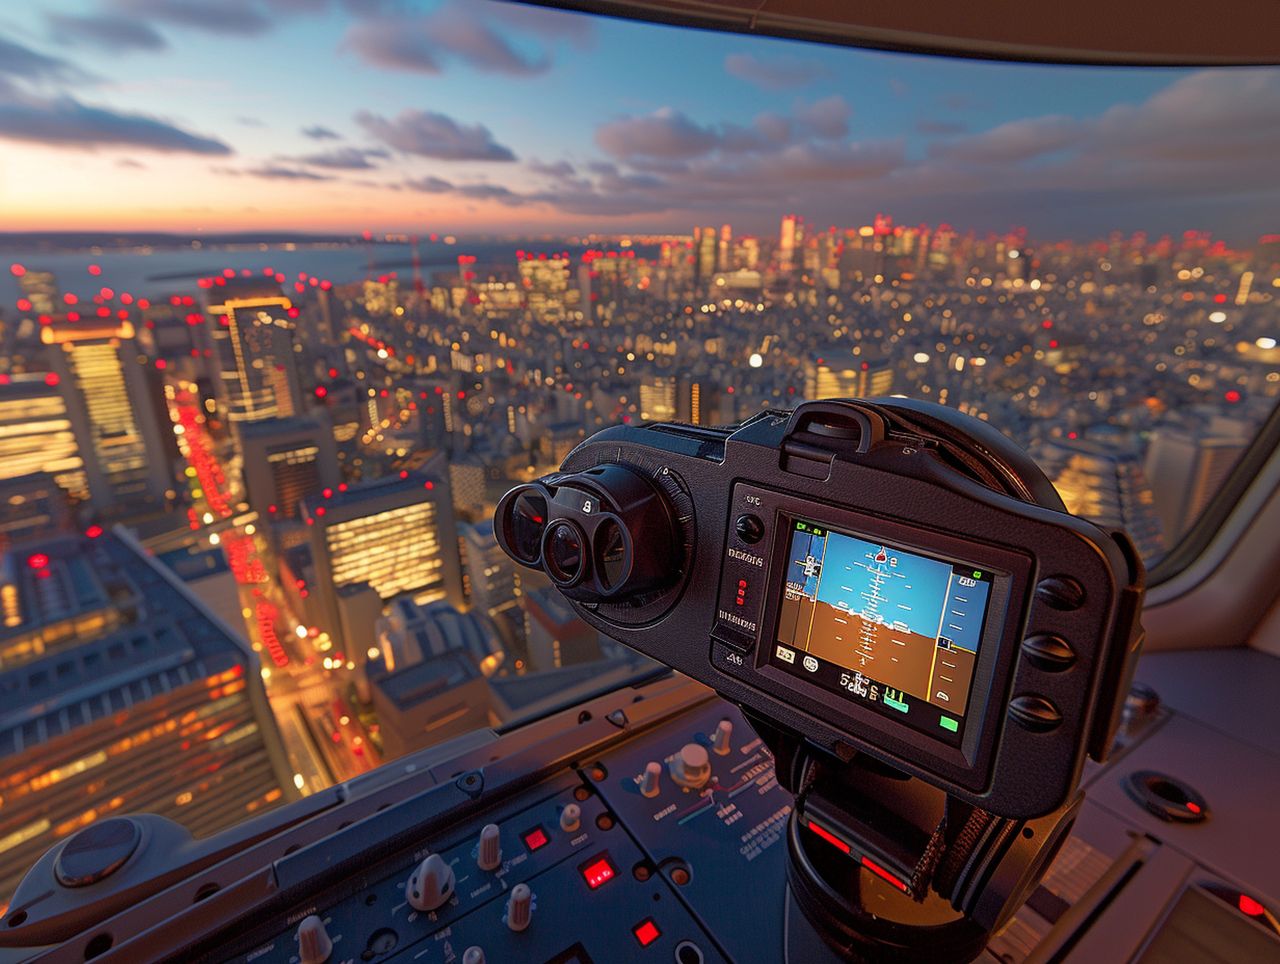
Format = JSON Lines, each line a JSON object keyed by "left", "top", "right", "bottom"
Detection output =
{"left": 0, "top": 1, "right": 1277, "bottom": 909}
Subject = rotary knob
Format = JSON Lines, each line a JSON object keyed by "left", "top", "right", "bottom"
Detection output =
{"left": 559, "top": 803, "right": 581, "bottom": 833}
{"left": 669, "top": 743, "right": 711, "bottom": 789}
{"left": 297, "top": 915, "right": 333, "bottom": 964}
{"left": 462, "top": 948, "right": 486, "bottom": 964}
{"left": 505, "top": 882, "right": 533, "bottom": 932}
{"left": 639, "top": 761, "right": 662, "bottom": 797}
{"left": 406, "top": 853, "right": 454, "bottom": 912}
{"left": 477, "top": 823, "right": 502, "bottom": 871}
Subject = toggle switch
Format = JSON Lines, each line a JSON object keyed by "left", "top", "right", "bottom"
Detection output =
{"left": 712, "top": 720, "right": 733, "bottom": 756}
{"left": 640, "top": 761, "right": 662, "bottom": 797}
{"left": 477, "top": 823, "right": 502, "bottom": 871}
{"left": 505, "top": 882, "right": 533, "bottom": 932}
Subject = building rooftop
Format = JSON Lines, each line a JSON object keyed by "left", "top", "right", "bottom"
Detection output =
{"left": 372, "top": 649, "right": 482, "bottom": 712}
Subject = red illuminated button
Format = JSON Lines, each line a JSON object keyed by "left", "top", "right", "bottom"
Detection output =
{"left": 522, "top": 826, "right": 549, "bottom": 852}
{"left": 579, "top": 853, "right": 616, "bottom": 890}
{"left": 632, "top": 918, "right": 661, "bottom": 947}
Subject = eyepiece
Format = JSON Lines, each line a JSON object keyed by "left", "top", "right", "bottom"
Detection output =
{"left": 496, "top": 485, "right": 549, "bottom": 566}
{"left": 543, "top": 520, "right": 588, "bottom": 586}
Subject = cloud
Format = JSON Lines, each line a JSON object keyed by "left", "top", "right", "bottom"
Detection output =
{"left": 796, "top": 95, "right": 850, "bottom": 139}
{"left": 724, "top": 53, "right": 827, "bottom": 91}
{"left": 596, "top": 108, "right": 720, "bottom": 160}
{"left": 916, "top": 119, "right": 968, "bottom": 136}
{"left": 0, "top": 94, "right": 232, "bottom": 154}
{"left": 302, "top": 124, "right": 341, "bottom": 140}
{"left": 109, "top": 0, "right": 272, "bottom": 36}
{"left": 289, "top": 146, "right": 389, "bottom": 169}
{"left": 116, "top": 157, "right": 146, "bottom": 168}
{"left": 528, "top": 158, "right": 575, "bottom": 177}
{"left": 405, "top": 175, "right": 455, "bottom": 193}
{"left": 356, "top": 108, "right": 516, "bottom": 161}
{"left": 47, "top": 12, "right": 168, "bottom": 52}
{"left": 403, "top": 174, "right": 527, "bottom": 206}
{"left": 344, "top": 0, "right": 591, "bottom": 76}
{"left": 0, "top": 37, "right": 94, "bottom": 85}
{"left": 217, "top": 163, "right": 334, "bottom": 180}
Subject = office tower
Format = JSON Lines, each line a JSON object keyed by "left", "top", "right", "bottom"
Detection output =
{"left": 205, "top": 278, "right": 303, "bottom": 424}
{"left": 639, "top": 375, "right": 677, "bottom": 421}
{"left": 238, "top": 416, "right": 339, "bottom": 522}
{"left": 676, "top": 375, "right": 720, "bottom": 427}
{"left": 461, "top": 519, "right": 525, "bottom": 642}
{"left": 523, "top": 586, "right": 602, "bottom": 671}
{"left": 1050, "top": 439, "right": 1165, "bottom": 560}
{"left": 804, "top": 354, "right": 893, "bottom": 400}
{"left": 1144, "top": 424, "right": 1250, "bottom": 544}
{"left": 0, "top": 373, "right": 88, "bottom": 502}
{"left": 779, "top": 215, "right": 800, "bottom": 272}
{"left": 368, "top": 648, "right": 491, "bottom": 760}
{"left": 695, "top": 226, "right": 717, "bottom": 284}
{"left": 302, "top": 460, "right": 464, "bottom": 649}
{"left": 375, "top": 598, "right": 505, "bottom": 676}
{"left": 0, "top": 473, "right": 73, "bottom": 553}
{"left": 0, "top": 531, "right": 295, "bottom": 901}
{"left": 519, "top": 255, "right": 572, "bottom": 324}
{"left": 718, "top": 224, "right": 732, "bottom": 273}
{"left": 42, "top": 318, "right": 171, "bottom": 511}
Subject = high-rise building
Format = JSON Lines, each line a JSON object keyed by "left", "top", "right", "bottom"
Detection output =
{"left": 519, "top": 256, "right": 574, "bottom": 324}
{"left": 0, "top": 473, "right": 73, "bottom": 553}
{"left": 302, "top": 460, "right": 464, "bottom": 648}
{"left": 1144, "top": 423, "right": 1250, "bottom": 545}
{"left": 804, "top": 353, "right": 893, "bottom": 400}
{"left": 676, "top": 375, "right": 720, "bottom": 426}
{"left": 0, "top": 531, "right": 294, "bottom": 901}
{"left": 779, "top": 215, "right": 801, "bottom": 273}
{"left": 1050, "top": 439, "right": 1165, "bottom": 560}
{"left": 17, "top": 270, "right": 58, "bottom": 316}
{"left": 0, "top": 373, "right": 88, "bottom": 502}
{"left": 41, "top": 318, "right": 170, "bottom": 511}
{"left": 461, "top": 519, "right": 524, "bottom": 636}
{"left": 238, "top": 416, "right": 339, "bottom": 522}
{"left": 695, "top": 226, "right": 717, "bottom": 284}
{"left": 639, "top": 375, "right": 677, "bottom": 421}
{"left": 205, "top": 279, "right": 302, "bottom": 424}
{"left": 524, "top": 586, "right": 602, "bottom": 671}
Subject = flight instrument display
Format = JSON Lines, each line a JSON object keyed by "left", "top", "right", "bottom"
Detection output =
{"left": 772, "top": 518, "right": 994, "bottom": 744}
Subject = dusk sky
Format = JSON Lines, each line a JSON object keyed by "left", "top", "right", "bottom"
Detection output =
{"left": 2, "top": 0, "right": 1278, "bottom": 241}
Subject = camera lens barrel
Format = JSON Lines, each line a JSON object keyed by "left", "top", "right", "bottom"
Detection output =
{"left": 495, "top": 463, "right": 677, "bottom": 604}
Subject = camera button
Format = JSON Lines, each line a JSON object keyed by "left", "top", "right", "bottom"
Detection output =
{"left": 1021, "top": 634, "right": 1076, "bottom": 672}
{"left": 1035, "top": 575, "right": 1086, "bottom": 611}
{"left": 1009, "top": 695, "right": 1063, "bottom": 732}
{"left": 735, "top": 513, "right": 765, "bottom": 544}
{"left": 1008, "top": 691, "right": 1059, "bottom": 727}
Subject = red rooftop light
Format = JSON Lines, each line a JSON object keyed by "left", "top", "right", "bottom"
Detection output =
{"left": 27, "top": 553, "right": 51, "bottom": 570}
{"left": 44, "top": 372, "right": 60, "bottom": 387}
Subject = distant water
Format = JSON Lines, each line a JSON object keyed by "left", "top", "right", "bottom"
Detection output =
{"left": 1, "top": 239, "right": 659, "bottom": 309}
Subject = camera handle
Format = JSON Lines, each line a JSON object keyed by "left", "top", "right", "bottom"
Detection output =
{"left": 748, "top": 711, "right": 1083, "bottom": 963}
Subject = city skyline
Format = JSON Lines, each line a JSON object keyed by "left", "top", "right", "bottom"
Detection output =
{"left": 2, "top": 2, "right": 1279, "bottom": 239}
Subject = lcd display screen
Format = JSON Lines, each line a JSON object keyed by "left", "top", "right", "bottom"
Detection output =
{"left": 771, "top": 518, "right": 995, "bottom": 745}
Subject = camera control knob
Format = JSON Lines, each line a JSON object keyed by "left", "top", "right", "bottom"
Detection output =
{"left": 297, "top": 915, "right": 333, "bottom": 964}
{"left": 477, "top": 823, "right": 502, "bottom": 871}
{"left": 462, "top": 949, "right": 486, "bottom": 964}
{"left": 406, "top": 853, "right": 454, "bottom": 912}
{"left": 639, "top": 761, "right": 662, "bottom": 797}
{"left": 670, "top": 743, "right": 711, "bottom": 789}
{"left": 712, "top": 720, "right": 733, "bottom": 755}
{"left": 505, "top": 883, "right": 533, "bottom": 932}
{"left": 559, "top": 803, "right": 581, "bottom": 832}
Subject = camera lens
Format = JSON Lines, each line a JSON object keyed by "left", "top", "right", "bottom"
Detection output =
{"left": 544, "top": 520, "right": 587, "bottom": 586}
{"left": 502, "top": 489, "right": 548, "bottom": 565}
{"left": 595, "top": 517, "right": 629, "bottom": 591}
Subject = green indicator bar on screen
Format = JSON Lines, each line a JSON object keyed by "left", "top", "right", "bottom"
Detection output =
{"left": 939, "top": 716, "right": 959, "bottom": 733}
{"left": 884, "top": 694, "right": 909, "bottom": 714}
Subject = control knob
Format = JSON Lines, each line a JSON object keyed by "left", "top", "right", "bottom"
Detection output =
{"left": 712, "top": 720, "right": 733, "bottom": 756}
{"left": 505, "top": 882, "right": 533, "bottom": 932}
{"left": 297, "top": 915, "right": 333, "bottom": 964}
{"left": 477, "top": 823, "right": 502, "bottom": 871}
{"left": 406, "top": 853, "right": 454, "bottom": 912}
{"left": 462, "top": 949, "right": 486, "bottom": 964}
{"left": 639, "top": 761, "right": 662, "bottom": 797}
{"left": 559, "top": 803, "right": 581, "bottom": 833}
{"left": 669, "top": 743, "right": 711, "bottom": 789}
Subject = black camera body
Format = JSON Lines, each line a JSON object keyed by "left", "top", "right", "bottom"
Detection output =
{"left": 497, "top": 399, "right": 1144, "bottom": 820}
